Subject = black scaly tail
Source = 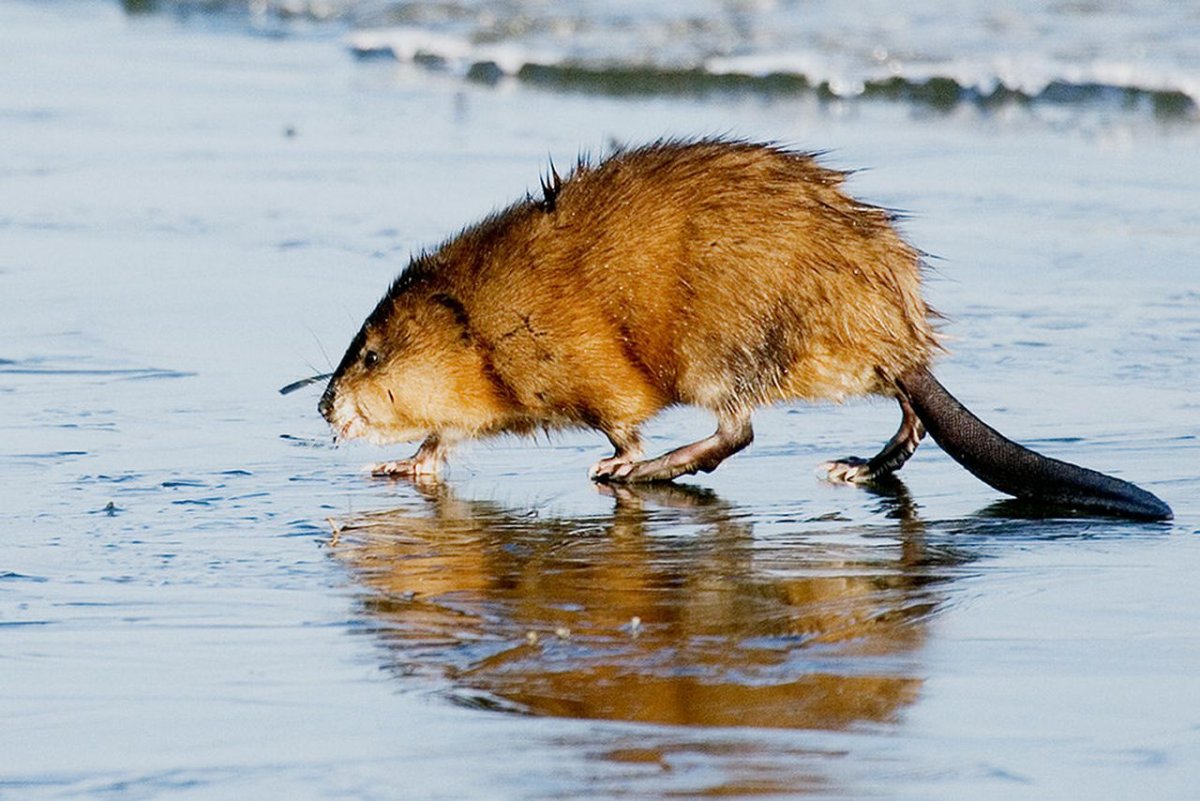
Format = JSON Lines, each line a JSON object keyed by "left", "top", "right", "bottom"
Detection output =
{"left": 896, "top": 367, "right": 1172, "bottom": 521}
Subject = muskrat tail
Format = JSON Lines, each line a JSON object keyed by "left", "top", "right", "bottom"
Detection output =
{"left": 896, "top": 367, "right": 1173, "bottom": 521}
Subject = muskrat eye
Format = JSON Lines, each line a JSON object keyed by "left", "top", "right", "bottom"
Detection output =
{"left": 363, "top": 350, "right": 380, "bottom": 369}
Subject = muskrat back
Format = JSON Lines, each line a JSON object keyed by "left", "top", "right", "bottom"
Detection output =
{"left": 316, "top": 138, "right": 1170, "bottom": 520}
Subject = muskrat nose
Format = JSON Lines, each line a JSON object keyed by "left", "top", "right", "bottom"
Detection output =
{"left": 318, "top": 386, "right": 335, "bottom": 422}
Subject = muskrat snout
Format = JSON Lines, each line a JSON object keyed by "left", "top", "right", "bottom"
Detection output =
{"left": 318, "top": 382, "right": 336, "bottom": 423}
{"left": 318, "top": 377, "right": 374, "bottom": 443}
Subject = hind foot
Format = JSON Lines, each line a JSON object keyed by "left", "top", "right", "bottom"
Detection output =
{"left": 821, "top": 396, "right": 926, "bottom": 485}
{"left": 589, "top": 455, "right": 637, "bottom": 481}
{"left": 589, "top": 425, "right": 645, "bottom": 481}
{"left": 821, "top": 457, "right": 876, "bottom": 484}
{"left": 591, "top": 453, "right": 690, "bottom": 484}
{"left": 591, "top": 415, "right": 753, "bottom": 484}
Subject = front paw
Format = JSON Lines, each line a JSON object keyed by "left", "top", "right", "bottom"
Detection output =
{"left": 370, "top": 459, "right": 440, "bottom": 478}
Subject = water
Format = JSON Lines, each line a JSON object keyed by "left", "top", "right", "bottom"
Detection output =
{"left": 132, "top": 0, "right": 1200, "bottom": 114}
{"left": 2, "top": 0, "right": 1199, "bottom": 798}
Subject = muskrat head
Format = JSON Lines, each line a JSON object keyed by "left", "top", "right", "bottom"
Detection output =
{"left": 318, "top": 283, "right": 510, "bottom": 446}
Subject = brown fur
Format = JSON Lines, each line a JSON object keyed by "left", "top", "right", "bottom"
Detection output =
{"left": 320, "top": 138, "right": 941, "bottom": 479}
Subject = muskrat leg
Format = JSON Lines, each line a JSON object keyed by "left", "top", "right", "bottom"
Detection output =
{"left": 371, "top": 433, "right": 454, "bottom": 478}
{"left": 588, "top": 425, "right": 645, "bottom": 480}
{"left": 596, "top": 412, "right": 754, "bottom": 484}
{"left": 822, "top": 395, "right": 925, "bottom": 483}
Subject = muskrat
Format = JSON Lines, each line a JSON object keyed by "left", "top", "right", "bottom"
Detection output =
{"left": 312, "top": 138, "right": 1171, "bottom": 520}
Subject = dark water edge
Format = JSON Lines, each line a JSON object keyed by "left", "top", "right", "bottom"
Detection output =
{"left": 3, "top": 1, "right": 1199, "bottom": 799}
{"left": 337, "top": 54, "right": 1191, "bottom": 122}
{"left": 115, "top": 0, "right": 1200, "bottom": 120}
{"left": 462, "top": 62, "right": 1198, "bottom": 120}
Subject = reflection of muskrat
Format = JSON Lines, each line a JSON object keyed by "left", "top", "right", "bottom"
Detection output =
{"left": 316, "top": 139, "right": 1171, "bottom": 520}
{"left": 333, "top": 482, "right": 934, "bottom": 729}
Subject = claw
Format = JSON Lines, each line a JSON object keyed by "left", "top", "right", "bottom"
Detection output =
{"left": 370, "top": 459, "right": 440, "bottom": 478}
{"left": 592, "top": 457, "right": 682, "bottom": 484}
{"left": 821, "top": 457, "right": 873, "bottom": 484}
{"left": 589, "top": 456, "right": 635, "bottom": 481}
{"left": 589, "top": 458, "right": 654, "bottom": 484}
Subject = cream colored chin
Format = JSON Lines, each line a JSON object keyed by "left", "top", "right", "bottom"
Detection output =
{"left": 336, "top": 416, "right": 369, "bottom": 442}
{"left": 331, "top": 416, "right": 426, "bottom": 446}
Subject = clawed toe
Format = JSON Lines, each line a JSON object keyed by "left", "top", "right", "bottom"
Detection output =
{"left": 821, "top": 457, "right": 873, "bottom": 484}
{"left": 589, "top": 457, "right": 635, "bottom": 481}
{"left": 592, "top": 458, "right": 680, "bottom": 484}
{"left": 370, "top": 460, "right": 414, "bottom": 477}
{"left": 591, "top": 418, "right": 751, "bottom": 484}
{"left": 370, "top": 459, "right": 440, "bottom": 479}
{"left": 590, "top": 458, "right": 674, "bottom": 483}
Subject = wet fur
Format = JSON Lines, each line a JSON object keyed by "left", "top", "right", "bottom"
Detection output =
{"left": 321, "top": 139, "right": 938, "bottom": 446}
{"left": 317, "top": 138, "right": 1170, "bottom": 518}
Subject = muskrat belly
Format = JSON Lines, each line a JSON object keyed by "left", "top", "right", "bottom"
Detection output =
{"left": 670, "top": 321, "right": 913, "bottom": 410}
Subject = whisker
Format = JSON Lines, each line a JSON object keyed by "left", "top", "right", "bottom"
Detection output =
{"left": 279, "top": 373, "right": 333, "bottom": 396}
{"left": 306, "top": 325, "right": 335, "bottom": 371}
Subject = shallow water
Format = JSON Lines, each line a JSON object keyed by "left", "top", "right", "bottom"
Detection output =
{"left": 2, "top": 1, "right": 1199, "bottom": 799}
